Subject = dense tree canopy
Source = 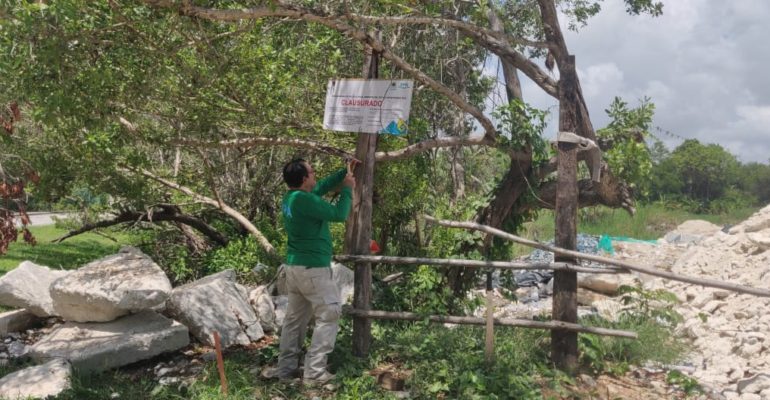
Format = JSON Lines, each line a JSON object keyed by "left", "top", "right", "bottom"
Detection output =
{"left": 0, "top": 0, "right": 668, "bottom": 271}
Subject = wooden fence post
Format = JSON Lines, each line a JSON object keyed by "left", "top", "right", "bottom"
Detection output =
{"left": 552, "top": 54, "right": 579, "bottom": 372}
{"left": 346, "top": 33, "right": 380, "bottom": 357}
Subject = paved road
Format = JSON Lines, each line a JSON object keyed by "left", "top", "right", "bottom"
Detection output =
{"left": 14, "top": 212, "right": 73, "bottom": 227}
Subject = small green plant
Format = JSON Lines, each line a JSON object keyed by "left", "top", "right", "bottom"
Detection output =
{"left": 579, "top": 285, "right": 687, "bottom": 374}
{"left": 698, "top": 312, "right": 708, "bottom": 323}
{"left": 618, "top": 285, "right": 683, "bottom": 326}
{"left": 666, "top": 369, "right": 702, "bottom": 395}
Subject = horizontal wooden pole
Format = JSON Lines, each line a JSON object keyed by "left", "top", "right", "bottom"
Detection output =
{"left": 344, "top": 308, "right": 638, "bottom": 339}
{"left": 334, "top": 255, "right": 625, "bottom": 274}
{"left": 424, "top": 215, "right": 770, "bottom": 298}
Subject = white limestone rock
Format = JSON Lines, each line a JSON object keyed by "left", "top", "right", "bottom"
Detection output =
{"left": 248, "top": 285, "right": 276, "bottom": 333}
{"left": 167, "top": 270, "right": 264, "bottom": 347}
{"left": 0, "top": 261, "right": 68, "bottom": 317}
{"left": 737, "top": 374, "right": 770, "bottom": 394}
{"left": 50, "top": 247, "right": 172, "bottom": 322}
{"left": 29, "top": 311, "right": 188, "bottom": 373}
{"left": 0, "top": 358, "right": 71, "bottom": 399}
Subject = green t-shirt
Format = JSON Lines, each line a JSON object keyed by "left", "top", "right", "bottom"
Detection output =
{"left": 281, "top": 168, "right": 352, "bottom": 267}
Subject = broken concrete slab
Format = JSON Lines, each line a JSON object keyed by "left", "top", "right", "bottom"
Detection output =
{"left": 0, "top": 261, "right": 68, "bottom": 317}
{"left": 49, "top": 246, "right": 172, "bottom": 322}
{"left": 248, "top": 285, "right": 277, "bottom": 333}
{"left": 167, "top": 269, "right": 264, "bottom": 348}
{"left": 0, "top": 309, "right": 40, "bottom": 335}
{"left": 29, "top": 310, "right": 188, "bottom": 373}
{"left": 0, "top": 358, "right": 71, "bottom": 399}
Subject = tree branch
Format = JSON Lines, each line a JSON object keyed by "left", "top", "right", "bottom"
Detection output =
{"left": 342, "top": 14, "right": 548, "bottom": 49}
{"left": 124, "top": 167, "right": 278, "bottom": 259}
{"left": 172, "top": 136, "right": 356, "bottom": 160}
{"left": 53, "top": 207, "right": 229, "bottom": 246}
{"left": 374, "top": 136, "right": 494, "bottom": 162}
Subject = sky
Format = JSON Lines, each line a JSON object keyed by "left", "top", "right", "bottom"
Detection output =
{"left": 499, "top": 0, "right": 770, "bottom": 164}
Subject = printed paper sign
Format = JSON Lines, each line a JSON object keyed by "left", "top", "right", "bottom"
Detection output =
{"left": 323, "top": 79, "right": 414, "bottom": 135}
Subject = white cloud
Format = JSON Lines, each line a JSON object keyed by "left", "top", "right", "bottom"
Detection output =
{"left": 556, "top": 0, "right": 770, "bottom": 163}
{"left": 480, "top": 1, "right": 770, "bottom": 163}
{"left": 736, "top": 105, "right": 770, "bottom": 128}
{"left": 578, "top": 63, "right": 624, "bottom": 100}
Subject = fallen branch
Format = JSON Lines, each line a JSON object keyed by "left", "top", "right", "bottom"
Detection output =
{"left": 335, "top": 255, "right": 624, "bottom": 274}
{"left": 423, "top": 215, "right": 770, "bottom": 297}
{"left": 344, "top": 308, "right": 638, "bottom": 339}
{"left": 125, "top": 167, "right": 277, "bottom": 259}
{"left": 53, "top": 208, "right": 228, "bottom": 245}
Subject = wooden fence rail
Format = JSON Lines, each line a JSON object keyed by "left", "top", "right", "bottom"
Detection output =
{"left": 335, "top": 255, "right": 625, "bottom": 274}
{"left": 344, "top": 308, "right": 638, "bottom": 339}
{"left": 423, "top": 215, "right": 770, "bottom": 298}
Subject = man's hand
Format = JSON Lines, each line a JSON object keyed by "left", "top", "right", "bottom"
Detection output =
{"left": 346, "top": 157, "right": 361, "bottom": 174}
{"left": 341, "top": 157, "right": 360, "bottom": 189}
{"left": 343, "top": 171, "right": 356, "bottom": 189}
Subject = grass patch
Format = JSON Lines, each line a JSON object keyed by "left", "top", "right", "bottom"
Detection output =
{"left": 510, "top": 202, "right": 760, "bottom": 258}
{"left": 0, "top": 225, "right": 137, "bottom": 273}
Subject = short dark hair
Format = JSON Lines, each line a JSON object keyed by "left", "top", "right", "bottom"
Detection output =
{"left": 282, "top": 158, "right": 308, "bottom": 188}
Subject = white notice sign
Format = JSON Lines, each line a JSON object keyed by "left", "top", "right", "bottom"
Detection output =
{"left": 323, "top": 79, "right": 414, "bottom": 135}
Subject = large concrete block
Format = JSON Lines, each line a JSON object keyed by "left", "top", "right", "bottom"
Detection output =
{"left": 167, "top": 269, "right": 264, "bottom": 348}
{"left": 29, "top": 311, "right": 189, "bottom": 373}
{"left": 0, "top": 358, "right": 71, "bottom": 399}
{"left": 0, "top": 261, "right": 68, "bottom": 317}
{"left": 50, "top": 246, "right": 172, "bottom": 322}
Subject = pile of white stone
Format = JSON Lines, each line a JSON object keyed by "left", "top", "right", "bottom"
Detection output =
{"left": 610, "top": 205, "right": 770, "bottom": 400}
{"left": 0, "top": 246, "right": 354, "bottom": 399}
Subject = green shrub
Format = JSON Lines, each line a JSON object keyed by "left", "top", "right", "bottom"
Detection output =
{"left": 578, "top": 285, "right": 687, "bottom": 374}
{"left": 205, "top": 235, "right": 277, "bottom": 282}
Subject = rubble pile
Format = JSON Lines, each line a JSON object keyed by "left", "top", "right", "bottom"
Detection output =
{"left": 624, "top": 206, "right": 770, "bottom": 399}
{"left": 0, "top": 247, "right": 361, "bottom": 399}
{"left": 471, "top": 205, "right": 770, "bottom": 399}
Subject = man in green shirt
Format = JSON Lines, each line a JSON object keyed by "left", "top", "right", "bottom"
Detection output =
{"left": 262, "top": 158, "right": 356, "bottom": 386}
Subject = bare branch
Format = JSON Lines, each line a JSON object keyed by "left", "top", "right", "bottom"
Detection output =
{"left": 342, "top": 14, "right": 548, "bottom": 49}
{"left": 53, "top": 208, "right": 229, "bottom": 246}
{"left": 173, "top": 136, "right": 356, "bottom": 159}
{"left": 124, "top": 167, "right": 278, "bottom": 258}
{"left": 375, "top": 136, "right": 494, "bottom": 162}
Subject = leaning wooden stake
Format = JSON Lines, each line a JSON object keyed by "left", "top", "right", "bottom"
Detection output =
{"left": 423, "top": 216, "right": 770, "bottom": 298}
{"left": 213, "top": 331, "right": 228, "bottom": 395}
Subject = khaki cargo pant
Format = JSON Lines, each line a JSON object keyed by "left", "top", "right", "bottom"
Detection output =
{"left": 275, "top": 265, "right": 341, "bottom": 380}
